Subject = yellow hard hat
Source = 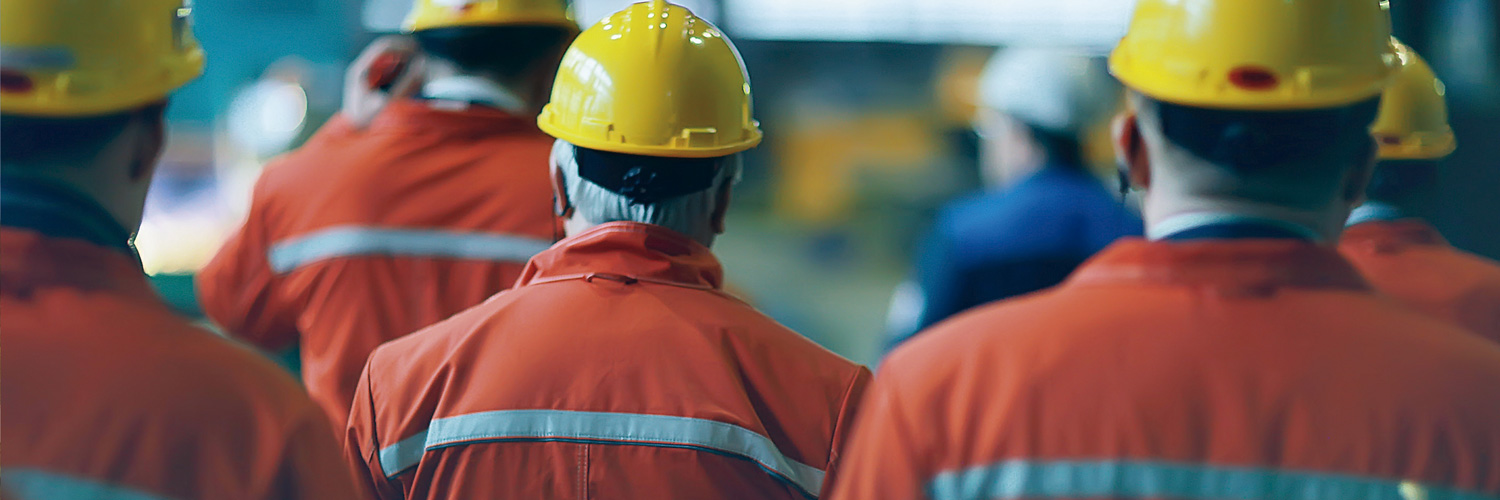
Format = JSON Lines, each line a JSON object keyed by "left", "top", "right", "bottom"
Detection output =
{"left": 1372, "top": 40, "right": 1456, "bottom": 160}
{"left": 404, "top": 0, "right": 579, "bottom": 34}
{"left": 537, "top": 0, "right": 762, "bottom": 158}
{"left": 0, "top": 0, "right": 205, "bottom": 117}
{"left": 1110, "top": 0, "right": 1400, "bottom": 110}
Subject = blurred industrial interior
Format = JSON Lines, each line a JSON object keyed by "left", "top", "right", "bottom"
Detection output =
{"left": 143, "top": 0, "right": 1500, "bottom": 366}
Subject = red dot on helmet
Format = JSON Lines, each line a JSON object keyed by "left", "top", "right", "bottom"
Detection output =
{"left": 1228, "top": 66, "right": 1279, "bottom": 91}
{"left": 1380, "top": 136, "right": 1404, "bottom": 145}
{"left": 0, "top": 70, "right": 34, "bottom": 93}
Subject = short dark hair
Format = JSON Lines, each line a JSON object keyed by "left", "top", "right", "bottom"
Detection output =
{"left": 1366, "top": 159, "right": 1439, "bottom": 204}
{"left": 414, "top": 26, "right": 570, "bottom": 81}
{"left": 1, "top": 107, "right": 155, "bottom": 166}
{"left": 573, "top": 146, "right": 726, "bottom": 204}
{"left": 1140, "top": 94, "right": 1381, "bottom": 174}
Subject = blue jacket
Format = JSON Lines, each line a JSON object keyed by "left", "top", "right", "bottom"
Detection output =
{"left": 887, "top": 167, "right": 1142, "bottom": 352}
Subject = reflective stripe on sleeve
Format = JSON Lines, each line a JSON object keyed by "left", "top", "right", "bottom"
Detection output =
{"left": 376, "top": 429, "right": 429, "bottom": 477}
{"left": 3, "top": 469, "right": 175, "bottom": 500}
{"left": 378, "top": 409, "right": 826, "bottom": 497}
{"left": 267, "top": 226, "right": 552, "bottom": 274}
{"left": 926, "top": 459, "right": 1493, "bottom": 500}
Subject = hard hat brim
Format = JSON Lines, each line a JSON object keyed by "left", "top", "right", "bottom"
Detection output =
{"left": 1377, "top": 132, "right": 1457, "bottom": 161}
{"left": 405, "top": 16, "right": 581, "bottom": 35}
{"left": 0, "top": 51, "right": 204, "bottom": 117}
{"left": 539, "top": 115, "right": 763, "bottom": 159}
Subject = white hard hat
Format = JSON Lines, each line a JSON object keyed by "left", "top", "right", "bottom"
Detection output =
{"left": 977, "top": 47, "right": 1118, "bottom": 134}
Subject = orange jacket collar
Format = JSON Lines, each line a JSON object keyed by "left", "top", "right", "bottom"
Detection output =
{"left": 1342, "top": 219, "right": 1450, "bottom": 253}
{"left": 1069, "top": 238, "right": 1369, "bottom": 291}
{"left": 0, "top": 227, "right": 156, "bottom": 296}
{"left": 516, "top": 222, "right": 724, "bottom": 290}
{"left": 366, "top": 99, "right": 537, "bottom": 136}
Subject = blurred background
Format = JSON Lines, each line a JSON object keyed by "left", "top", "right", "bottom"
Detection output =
{"left": 145, "top": 0, "right": 1500, "bottom": 366}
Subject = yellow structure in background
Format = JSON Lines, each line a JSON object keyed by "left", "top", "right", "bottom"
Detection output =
{"left": 772, "top": 46, "right": 1125, "bottom": 228}
{"left": 774, "top": 112, "right": 943, "bottom": 227}
{"left": 934, "top": 47, "right": 994, "bottom": 127}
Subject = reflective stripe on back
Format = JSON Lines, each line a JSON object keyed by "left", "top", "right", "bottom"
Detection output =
{"left": 267, "top": 226, "right": 552, "bottom": 274}
{"left": 3, "top": 469, "right": 175, "bottom": 500}
{"left": 926, "top": 459, "right": 1491, "bottom": 500}
{"left": 378, "top": 409, "right": 826, "bottom": 497}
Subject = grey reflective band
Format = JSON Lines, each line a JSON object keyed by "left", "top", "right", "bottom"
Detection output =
{"left": 378, "top": 409, "right": 826, "bottom": 497}
{"left": 1346, "top": 201, "right": 1407, "bottom": 228}
{"left": 3, "top": 469, "right": 175, "bottom": 500}
{"left": 267, "top": 226, "right": 552, "bottom": 274}
{"left": 926, "top": 459, "right": 1493, "bottom": 500}
{"left": 377, "top": 430, "right": 429, "bottom": 476}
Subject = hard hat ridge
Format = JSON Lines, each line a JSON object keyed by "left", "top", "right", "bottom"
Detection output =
{"left": 537, "top": 0, "right": 761, "bottom": 158}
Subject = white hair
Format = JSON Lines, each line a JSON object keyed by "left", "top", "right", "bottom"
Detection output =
{"left": 978, "top": 47, "right": 1118, "bottom": 134}
{"left": 552, "top": 139, "right": 741, "bottom": 246}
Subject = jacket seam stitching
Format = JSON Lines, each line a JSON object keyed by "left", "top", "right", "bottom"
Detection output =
{"left": 363, "top": 364, "right": 393, "bottom": 485}
{"left": 829, "top": 368, "right": 865, "bottom": 467}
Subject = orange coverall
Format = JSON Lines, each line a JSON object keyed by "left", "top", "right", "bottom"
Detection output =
{"left": 1341, "top": 219, "right": 1500, "bottom": 343}
{"left": 346, "top": 222, "right": 872, "bottom": 500}
{"left": 198, "top": 100, "right": 557, "bottom": 426}
{"left": 1, "top": 228, "right": 360, "bottom": 500}
{"left": 831, "top": 238, "right": 1500, "bottom": 500}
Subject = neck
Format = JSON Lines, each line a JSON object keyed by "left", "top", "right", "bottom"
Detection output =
{"left": 987, "top": 159, "right": 1049, "bottom": 191}
{"left": 1, "top": 168, "right": 142, "bottom": 233}
{"left": 421, "top": 66, "right": 529, "bottom": 113}
{"left": 1144, "top": 194, "right": 1350, "bottom": 243}
{"left": 564, "top": 217, "right": 716, "bottom": 248}
{"left": 1360, "top": 193, "right": 1434, "bottom": 220}
{"left": 0, "top": 171, "right": 138, "bottom": 255}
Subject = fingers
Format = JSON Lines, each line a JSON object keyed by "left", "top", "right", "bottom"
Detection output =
{"left": 348, "top": 35, "right": 419, "bottom": 83}
{"left": 387, "top": 54, "right": 426, "bottom": 100}
{"left": 343, "top": 35, "right": 424, "bottom": 129}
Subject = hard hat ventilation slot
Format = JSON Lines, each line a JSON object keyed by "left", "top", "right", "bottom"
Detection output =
{"left": 0, "top": 70, "right": 35, "bottom": 93}
{"left": 1228, "top": 66, "right": 1279, "bottom": 91}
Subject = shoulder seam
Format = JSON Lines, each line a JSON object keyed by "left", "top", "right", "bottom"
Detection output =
{"left": 828, "top": 366, "right": 868, "bottom": 466}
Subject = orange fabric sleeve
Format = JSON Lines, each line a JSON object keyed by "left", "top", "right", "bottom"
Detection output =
{"left": 345, "top": 361, "right": 403, "bottom": 500}
{"left": 821, "top": 365, "right": 873, "bottom": 498}
{"left": 826, "top": 367, "right": 931, "bottom": 500}
{"left": 197, "top": 172, "right": 300, "bottom": 350}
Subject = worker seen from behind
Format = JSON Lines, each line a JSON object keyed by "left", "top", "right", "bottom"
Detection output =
{"left": 0, "top": 0, "right": 359, "bottom": 498}
{"left": 345, "top": 2, "right": 871, "bottom": 498}
{"left": 197, "top": 0, "right": 578, "bottom": 427}
{"left": 833, "top": 0, "right": 1500, "bottom": 498}
{"left": 1341, "top": 40, "right": 1500, "bottom": 344}
{"left": 886, "top": 48, "right": 1141, "bottom": 351}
